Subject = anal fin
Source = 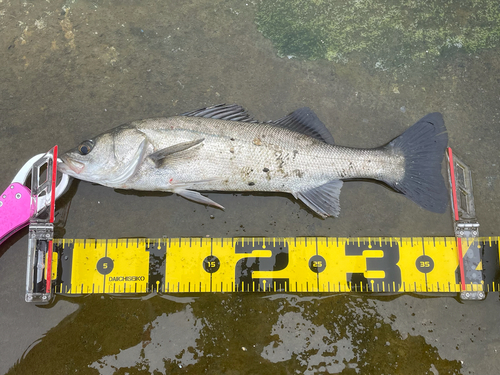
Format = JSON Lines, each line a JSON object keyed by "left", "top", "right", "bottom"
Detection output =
{"left": 295, "top": 180, "right": 343, "bottom": 218}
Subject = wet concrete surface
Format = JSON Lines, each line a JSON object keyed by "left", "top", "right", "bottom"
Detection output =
{"left": 1, "top": 0, "right": 499, "bottom": 374}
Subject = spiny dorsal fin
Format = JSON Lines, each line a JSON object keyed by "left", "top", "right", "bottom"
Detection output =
{"left": 180, "top": 105, "right": 334, "bottom": 144}
{"left": 269, "top": 107, "right": 335, "bottom": 145}
{"left": 180, "top": 104, "right": 257, "bottom": 123}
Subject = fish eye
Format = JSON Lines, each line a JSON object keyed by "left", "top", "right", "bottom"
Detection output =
{"left": 78, "top": 140, "right": 94, "bottom": 155}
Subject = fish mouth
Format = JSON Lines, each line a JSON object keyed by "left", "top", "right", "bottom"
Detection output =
{"left": 59, "top": 156, "right": 85, "bottom": 175}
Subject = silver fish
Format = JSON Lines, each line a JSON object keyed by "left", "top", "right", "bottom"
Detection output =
{"left": 58, "top": 104, "right": 448, "bottom": 217}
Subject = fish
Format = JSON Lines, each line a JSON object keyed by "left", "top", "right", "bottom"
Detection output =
{"left": 58, "top": 104, "right": 448, "bottom": 218}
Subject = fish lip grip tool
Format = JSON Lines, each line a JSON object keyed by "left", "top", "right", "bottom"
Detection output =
{"left": 0, "top": 147, "right": 69, "bottom": 246}
{"left": 0, "top": 146, "right": 70, "bottom": 303}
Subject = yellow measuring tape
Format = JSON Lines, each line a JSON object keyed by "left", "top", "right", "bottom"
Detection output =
{"left": 50, "top": 236, "right": 498, "bottom": 295}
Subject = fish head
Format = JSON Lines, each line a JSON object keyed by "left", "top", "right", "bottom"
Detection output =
{"left": 58, "top": 125, "right": 148, "bottom": 188}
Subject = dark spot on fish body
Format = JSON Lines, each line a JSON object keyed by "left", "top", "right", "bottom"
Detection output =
{"left": 293, "top": 169, "right": 304, "bottom": 178}
{"left": 263, "top": 168, "right": 269, "bottom": 172}
{"left": 230, "top": 138, "right": 235, "bottom": 141}
{"left": 240, "top": 166, "right": 254, "bottom": 179}
{"left": 248, "top": 182, "right": 255, "bottom": 186}
{"left": 253, "top": 137, "right": 262, "bottom": 146}
{"left": 274, "top": 151, "right": 286, "bottom": 169}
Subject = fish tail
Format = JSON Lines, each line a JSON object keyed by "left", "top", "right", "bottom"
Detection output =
{"left": 385, "top": 113, "right": 448, "bottom": 213}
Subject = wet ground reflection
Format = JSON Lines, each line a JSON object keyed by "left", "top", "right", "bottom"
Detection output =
{"left": 8, "top": 294, "right": 462, "bottom": 374}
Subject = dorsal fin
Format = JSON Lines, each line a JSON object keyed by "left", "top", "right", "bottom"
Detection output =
{"left": 180, "top": 105, "right": 334, "bottom": 144}
{"left": 268, "top": 107, "right": 335, "bottom": 145}
{"left": 180, "top": 104, "right": 257, "bottom": 123}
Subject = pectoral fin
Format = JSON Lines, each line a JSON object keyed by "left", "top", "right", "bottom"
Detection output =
{"left": 295, "top": 180, "right": 343, "bottom": 218}
{"left": 149, "top": 138, "right": 204, "bottom": 167}
{"left": 174, "top": 188, "right": 225, "bottom": 210}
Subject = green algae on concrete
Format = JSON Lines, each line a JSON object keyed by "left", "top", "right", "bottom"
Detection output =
{"left": 256, "top": 0, "right": 500, "bottom": 68}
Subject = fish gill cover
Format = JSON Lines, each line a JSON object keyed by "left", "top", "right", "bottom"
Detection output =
{"left": 256, "top": 0, "right": 500, "bottom": 70}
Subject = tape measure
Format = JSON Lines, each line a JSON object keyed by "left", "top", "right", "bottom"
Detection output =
{"left": 48, "top": 236, "right": 499, "bottom": 296}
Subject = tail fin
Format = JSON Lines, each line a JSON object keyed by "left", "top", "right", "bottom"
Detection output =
{"left": 385, "top": 113, "right": 448, "bottom": 213}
